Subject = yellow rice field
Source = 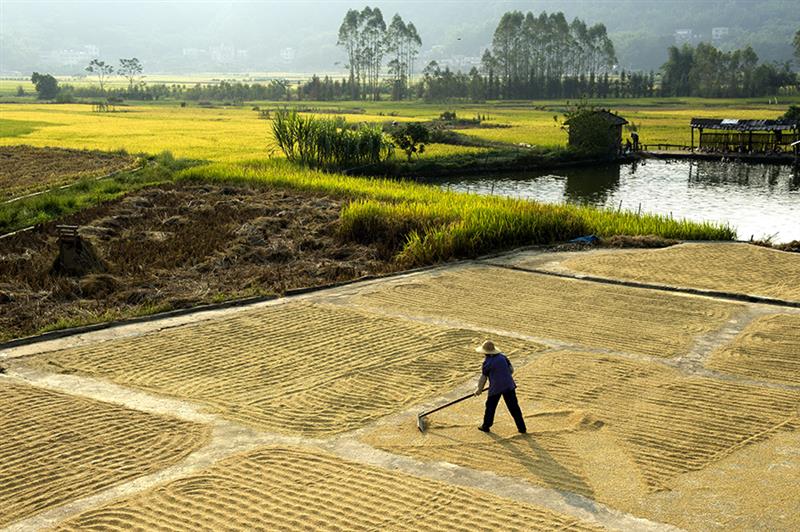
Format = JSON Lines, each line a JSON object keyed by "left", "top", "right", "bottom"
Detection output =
{"left": 2, "top": 98, "right": 793, "bottom": 161}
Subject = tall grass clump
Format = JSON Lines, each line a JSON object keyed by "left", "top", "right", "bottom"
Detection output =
{"left": 271, "top": 110, "right": 392, "bottom": 170}
{"left": 341, "top": 197, "right": 589, "bottom": 264}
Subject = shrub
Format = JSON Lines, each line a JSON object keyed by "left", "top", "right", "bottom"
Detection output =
{"left": 389, "top": 123, "right": 431, "bottom": 161}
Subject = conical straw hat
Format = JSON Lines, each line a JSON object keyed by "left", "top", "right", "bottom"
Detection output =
{"left": 475, "top": 340, "right": 501, "bottom": 354}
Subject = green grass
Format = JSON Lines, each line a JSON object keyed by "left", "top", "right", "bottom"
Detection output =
{"left": 0, "top": 118, "right": 54, "bottom": 138}
{"left": 179, "top": 158, "right": 734, "bottom": 266}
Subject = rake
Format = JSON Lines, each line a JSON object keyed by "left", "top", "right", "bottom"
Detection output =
{"left": 417, "top": 387, "right": 485, "bottom": 433}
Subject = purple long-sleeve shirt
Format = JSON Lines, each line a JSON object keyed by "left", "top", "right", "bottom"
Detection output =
{"left": 482, "top": 353, "right": 516, "bottom": 396}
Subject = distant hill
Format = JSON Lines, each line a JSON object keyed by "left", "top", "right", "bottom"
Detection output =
{"left": 1, "top": 0, "right": 797, "bottom": 75}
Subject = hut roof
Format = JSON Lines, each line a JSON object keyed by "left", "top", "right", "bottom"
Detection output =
{"left": 564, "top": 110, "right": 628, "bottom": 126}
{"left": 690, "top": 118, "right": 799, "bottom": 131}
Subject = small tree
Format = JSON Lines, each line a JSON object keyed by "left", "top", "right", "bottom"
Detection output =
{"left": 30, "top": 72, "right": 60, "bottom": 100}
{"left": 16, "top": 85, "right": 26, "bottom": 96}
{"left": 86, "top": 59, "right": 114, "bottom": 93}
{"left": 118, "top": 57, "right": 143, "bottom": 90}
{"left": 782, "top": 105, "right": 800, "bottom": 121}
{"left": 389, "top": 123, "right": 430, "bottom": 161}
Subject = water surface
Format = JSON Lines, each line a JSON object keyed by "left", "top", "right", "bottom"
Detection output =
{"left": 433, "top": 159, "right": 800, "bottom": 242}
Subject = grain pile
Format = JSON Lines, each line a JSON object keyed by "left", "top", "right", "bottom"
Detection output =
{"left": 352, "top": 266, "right": 739, "bottom": 357}
{"left": 0, "top": 380, "right": 208, "bottom": 526}
{"left": 362, "top": 351, "right": 800, "bottom": 528}
{"left": 556, "top": 243, "right": 800, "bottom": 302}
{"left": 707, "top": 313, "right": 800, "bottom": 385}
{"left": 52, "top": 446, "right": 604, "bottom": 532}
{"left": 25, "top": 302, "right": 543, "bottom": 435}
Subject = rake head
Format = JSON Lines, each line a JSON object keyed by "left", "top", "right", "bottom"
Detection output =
{"left": 417, "top": 413, "right": 427, "bottom": 433}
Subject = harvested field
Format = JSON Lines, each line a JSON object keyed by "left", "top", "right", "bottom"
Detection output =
{"left": 556, "top": 242, "right": 800, "bottom": 302}
{"left": 352, "top": 266, "right": 740, "bottom": 358}
{"left": 362, "top": 351, "right": 800, "bottom": 530}
{"left": 0, "top": 182, "right": 391, "bottom": 341}
{"left": 25, "top": 302, "right": 544, "bottom": 435}
{"left": 0, "top": 145, "right": 136, "bottom": 200}
{"left": 707, "top": 313, "right": 800, "bottom": 385}
{"left": 52, "top": 446, "right": 603, "bottom": 532}
{"left": 0, "top": 380, "right": 208, "bottom": 527}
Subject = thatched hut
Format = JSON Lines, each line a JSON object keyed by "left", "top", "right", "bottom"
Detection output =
{"left": 564, "top": 110, "right": 628, "bottom": 155}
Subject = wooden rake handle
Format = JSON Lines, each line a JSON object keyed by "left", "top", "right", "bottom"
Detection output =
{"left": 418, "top": 387, "right": 486, "bottom": 418}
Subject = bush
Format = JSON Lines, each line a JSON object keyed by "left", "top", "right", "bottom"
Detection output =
{"left": 54, "top": 90, "right": 75, "bottom": 104}
{"left": 389, "top": 123, "right": 431, "bottom": 161}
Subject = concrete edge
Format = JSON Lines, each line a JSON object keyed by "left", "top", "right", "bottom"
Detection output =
{"left": 0, "top": 262, "right": 449, "bottom": 352}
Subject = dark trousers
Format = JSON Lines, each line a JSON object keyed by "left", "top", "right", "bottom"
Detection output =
{"left": 483, "top": 389, "right": 526, "bottom": 432}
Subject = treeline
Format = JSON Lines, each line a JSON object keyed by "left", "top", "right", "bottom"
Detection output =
{"left": 416, "top": 64, "right": 655, "bottom": 101}
{"left": 661, "top": 43, "right": 796, "bottom": 98}
{"left": 337, "top": 6, "right": 421, "bottom": 100}
{"left": 481, "top": 11, "right": 616, "bottom": 99}
{"left": 56, "top": 80, "right": 290, "bottom": 102}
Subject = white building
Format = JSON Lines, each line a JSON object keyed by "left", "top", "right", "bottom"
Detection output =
{"left": 712, "top": 27, "right": 729, "bottom": 41}
{"left": 674, "top": 29, "right": 694, "bottom": 45}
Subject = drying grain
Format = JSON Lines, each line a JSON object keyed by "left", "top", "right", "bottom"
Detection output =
{"left": 52, "top": 446, "right": 604, "bottom": 532}
{"left": 707, "top": 313, "right": 800, "bottom": 385}
{"left": 0, "top": 380, "right": 208, "bottom": 527}
{"left": 25, "top": 302, "right": 543, "bottom": 435}
{"left": 556, "top": 243, "right": 800, "bottom": 302}
{"left": 352, "top": 265, "right": 739, "bottom": 358}
{"left": 362, "top": 351, "right": 800, "bottom": 529}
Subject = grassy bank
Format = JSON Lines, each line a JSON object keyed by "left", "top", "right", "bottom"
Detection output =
{"left": 180, "top": 159, "right": 735, "bottom": 265}
{"left": 0, "top": 152, "right": 193, "bottom": 234}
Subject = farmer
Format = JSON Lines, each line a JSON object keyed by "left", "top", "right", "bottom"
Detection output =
{"left": 474, "top": 340, "right": 526, "bottom": 434}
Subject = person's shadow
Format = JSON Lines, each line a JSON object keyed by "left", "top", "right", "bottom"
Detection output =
{"left": 488, "top": 431, "right": 595, "bottom": 501}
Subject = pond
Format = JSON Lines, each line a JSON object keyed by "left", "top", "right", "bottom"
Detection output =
{"left": 431, "top": 159, "right": 800, "bottom": 243}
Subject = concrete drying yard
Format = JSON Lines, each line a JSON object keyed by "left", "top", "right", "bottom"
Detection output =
{"left": 1, "top": 243, "right": 798, "bottom": 531}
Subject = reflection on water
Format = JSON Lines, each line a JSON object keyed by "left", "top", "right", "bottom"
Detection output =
{"left": 562, "top": 164, "right": 621, "bottom": 204}
{"left": 430, "top": 160, "right": 800, "bottom": 242}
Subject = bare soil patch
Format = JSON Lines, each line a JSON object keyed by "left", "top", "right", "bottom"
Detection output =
{"left": 0, "top": 183, "right": 393, "bottom": 341}
{"left": 52, "top": 446, "right": 603, "bottom": 531}
{"left": 0, "top": 145, "right": 136, "bottom": 200}
{"left": 0, "top": 380, "right": 208, "bottom": 527}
